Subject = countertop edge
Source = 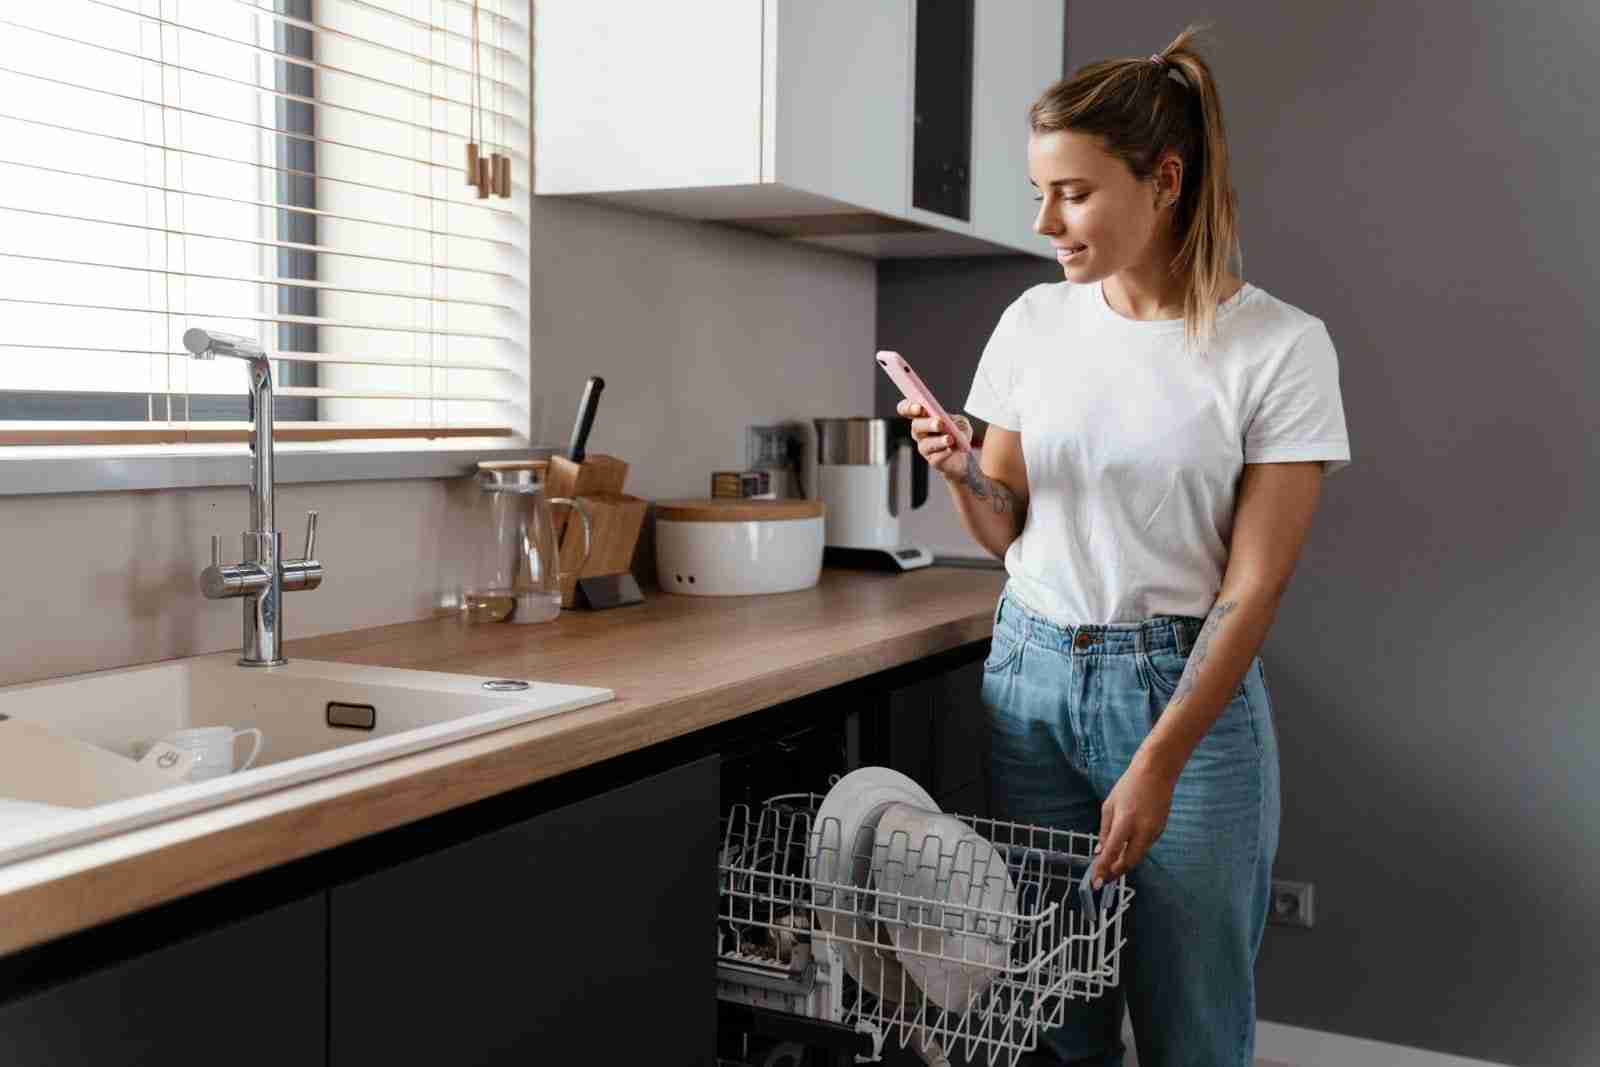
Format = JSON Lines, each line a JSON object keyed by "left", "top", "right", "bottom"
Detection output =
{"left": 0, "top": 596, "right": 998, "bottom": 955}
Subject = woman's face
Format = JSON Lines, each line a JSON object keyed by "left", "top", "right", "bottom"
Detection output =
{"left": 1027, "top": 129, "right": 1173, "bottom": 282}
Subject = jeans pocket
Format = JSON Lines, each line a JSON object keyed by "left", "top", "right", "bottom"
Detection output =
{"left": 1140, "top": 647, "right": 1187, "bottom": 693}
{"left": 983, "top": 630, "right": 1021, "bottom": 674}
{"left": 1142, "top": 647, "right": 1250, "bottom": 702}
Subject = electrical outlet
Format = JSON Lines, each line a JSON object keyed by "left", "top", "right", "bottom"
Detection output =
{"left": 1269, "top": 880, "right": 1315, "bottom": 928}
{"left": 746, "top": 424, "right": 801, "bottom": 469}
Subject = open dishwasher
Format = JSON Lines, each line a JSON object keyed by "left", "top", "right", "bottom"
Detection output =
{"left": 715, "top": 777, "right": 1132, "bottom": 1067}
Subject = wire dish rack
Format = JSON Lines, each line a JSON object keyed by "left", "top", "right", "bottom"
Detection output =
{"left": 717, "top": 792, "right": 1132, "bottom": 1066}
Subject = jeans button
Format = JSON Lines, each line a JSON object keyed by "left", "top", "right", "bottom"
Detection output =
{"left": 1073, "top": 632, "right": 1094, "bottom": 650}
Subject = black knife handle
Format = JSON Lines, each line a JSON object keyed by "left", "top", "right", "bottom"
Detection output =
{"left": 567, "top": 376, "right": 605, "bottom": 463}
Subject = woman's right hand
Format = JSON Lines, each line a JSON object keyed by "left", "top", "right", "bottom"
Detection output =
{"left": 897, "top": 399, "right": 971, "bottom": 482}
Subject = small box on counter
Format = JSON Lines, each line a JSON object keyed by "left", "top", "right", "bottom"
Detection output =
{"left": 710, "top": 469, "right": 774, "bottom": 499}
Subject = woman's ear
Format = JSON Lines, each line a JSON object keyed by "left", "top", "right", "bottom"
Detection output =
{"left": 1155, "top": 153, "right": 1184, "bottom": 208}
{"left": 1164, "top": 155, "right": 1190, "bottom": 207}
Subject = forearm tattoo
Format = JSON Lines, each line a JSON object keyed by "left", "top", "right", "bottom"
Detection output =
{"left": 1170, "top": 598, "right": 1237, "bottom": 706}
{"left": 960, "top": 452, "right": 1016, "bottom": 515}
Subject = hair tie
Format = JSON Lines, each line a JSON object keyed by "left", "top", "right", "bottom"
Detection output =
{"left": 1150, "top": 52, "right": 1190, "bottom": 90}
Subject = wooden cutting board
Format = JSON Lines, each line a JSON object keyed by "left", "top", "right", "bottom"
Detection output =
{"left": 0, "top": 715, "right": 192, "bottom": 808}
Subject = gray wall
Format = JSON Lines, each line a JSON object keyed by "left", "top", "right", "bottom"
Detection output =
{"left": 883, "top": 3, "right": 1599, "bottom": 1064}
{"left": 0, "top": 200, "right": 876, "bottom": 688}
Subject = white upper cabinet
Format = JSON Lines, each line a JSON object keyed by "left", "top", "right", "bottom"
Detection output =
{"left": 533, "top": 0, "right": 766, "bottom": 194}
{"left": 534, "top": 1, "right": 1064, "bottom": 259}
{"left": 973, "top": 0, "right": 1066, "bottom": 253}
{"left": 766, "top": 1, "right": 912, "bottom": 223}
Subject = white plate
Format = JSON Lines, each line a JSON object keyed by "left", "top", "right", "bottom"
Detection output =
{"left": 807, "top": 767, "right": 938, "bottom": 998}
{"left": 808, "top": 767, "right": 938, "bottom": 905}
{"left": 873, "top": 802, "right": 1016, "bottom": 1014}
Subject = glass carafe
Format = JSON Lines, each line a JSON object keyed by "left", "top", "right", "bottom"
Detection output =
{"left": 463, "top": 463, "right": 593, "bottom": 624}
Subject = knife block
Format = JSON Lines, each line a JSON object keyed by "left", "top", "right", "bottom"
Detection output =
{"left": 546, "top": 454, "right": 645, "bottom": 609}
{"left": 556, "top": 492, "right": 647, "bottom": 608}
{"left": 544, "top": 453, "right": 628, "bottom": 506}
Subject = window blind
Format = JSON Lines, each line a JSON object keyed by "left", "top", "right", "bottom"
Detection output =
{"left": 0, "top": 0, "right": 528, "bottom": 450}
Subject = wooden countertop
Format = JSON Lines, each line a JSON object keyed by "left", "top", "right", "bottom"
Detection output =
{"left": 0, "top": 566, "right": 1005, "bottom": 955}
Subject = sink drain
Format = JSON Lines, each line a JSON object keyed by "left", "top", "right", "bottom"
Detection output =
{"left": 481, "top": 679, "right": 531, "bottom": 692}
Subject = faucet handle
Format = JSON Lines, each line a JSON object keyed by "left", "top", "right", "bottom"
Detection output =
{"left": 211, "top": 535, "right": 221, "bottom": 568}
{"left": 284, "top": 511, "right": 324, "bottom": 594}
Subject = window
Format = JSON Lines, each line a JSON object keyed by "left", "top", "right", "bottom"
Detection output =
{"left": 0, "top": 0, "right": 528, "bottom": 463}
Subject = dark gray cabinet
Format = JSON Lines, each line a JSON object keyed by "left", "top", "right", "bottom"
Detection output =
{"left": 883, "top": 659, "right": 990, "bottom": 816}
{"left": 328, "top": 754, "right": 719, "bottom": 1067}
{"left": 911, "top": 0, "right": 976, "bottom": 221}
{"left": 0, "top": 895, "right": 326, "bottom": 1067}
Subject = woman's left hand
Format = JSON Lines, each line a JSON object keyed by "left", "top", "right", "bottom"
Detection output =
{"left": 1090, "top": 759, "right": 1181, "bottom": 888}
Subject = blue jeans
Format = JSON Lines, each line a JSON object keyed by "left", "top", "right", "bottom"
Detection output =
{"left": 981, "top": 586, "right": 1280, "bottom": 1067}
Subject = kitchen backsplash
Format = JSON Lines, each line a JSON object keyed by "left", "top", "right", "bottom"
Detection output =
{"left": 0, "top": 196, "right": 877, "bottom": 688}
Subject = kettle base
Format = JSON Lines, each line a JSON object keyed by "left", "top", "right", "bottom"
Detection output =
{"left": 822, "top": 545, "right": 934, "bottom": 572}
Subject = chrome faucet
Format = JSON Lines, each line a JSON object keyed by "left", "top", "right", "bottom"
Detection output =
{"left": 183, "top": 328, "right": 323, "bottom": 667}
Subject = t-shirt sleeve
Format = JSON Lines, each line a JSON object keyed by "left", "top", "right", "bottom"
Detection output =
{"left": 1243, "top": 320, "right": 1352, "bottom": 477}
{"left": 963, "top": 300, "right": 1024, "bottom": 431}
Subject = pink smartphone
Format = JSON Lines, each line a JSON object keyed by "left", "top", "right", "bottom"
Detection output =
{"left": 875, "top": 350, "right": 972, "bottom": 452}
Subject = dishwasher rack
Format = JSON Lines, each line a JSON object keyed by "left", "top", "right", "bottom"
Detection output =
{"left": 716, "top": 792, "right": 1132, "bottom": 1066}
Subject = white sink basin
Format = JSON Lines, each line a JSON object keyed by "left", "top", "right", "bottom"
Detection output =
{"left": 0, "top": 653, "right": 614, "bottom": 867}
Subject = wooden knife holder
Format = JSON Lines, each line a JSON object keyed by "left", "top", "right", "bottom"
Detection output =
{"left": 546, "top": 454, "right": 646, "bottom": 609}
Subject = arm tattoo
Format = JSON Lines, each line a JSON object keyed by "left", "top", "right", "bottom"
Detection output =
{"left": 959, "top": 453, "right": 1016, "bottom": 515}
{"left": 1170, "top": 598, "right": 1237, "bottom": 706}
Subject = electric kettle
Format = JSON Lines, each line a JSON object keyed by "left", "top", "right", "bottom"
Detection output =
{"left": 812, "top": 417, "right": 934, "bottom": 571}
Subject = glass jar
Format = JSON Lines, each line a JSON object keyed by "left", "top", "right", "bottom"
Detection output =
{"left": 462, "top": 462, "right": 592, "bottom": 624}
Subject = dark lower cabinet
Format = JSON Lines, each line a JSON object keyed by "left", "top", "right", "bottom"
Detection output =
{"left": 882, "top": 659, "right": 990, "bottom": 816}
{"left": 0, "top": 652, "right": 984, "bottom": 1066}
{"left": 328, "top": 754, "right": 719, "bottom": 1067}
{"left": 0, "top": 895, "right": 327, "bottom": 1067}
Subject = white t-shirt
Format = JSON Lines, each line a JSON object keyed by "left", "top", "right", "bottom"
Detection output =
{"left": 963, "top": 279, "right": 1351, "bottom": 625}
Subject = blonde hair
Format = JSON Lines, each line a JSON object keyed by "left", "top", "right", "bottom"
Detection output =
{"left": 1028, "top": 24, "right": 1242, "bottom": 352}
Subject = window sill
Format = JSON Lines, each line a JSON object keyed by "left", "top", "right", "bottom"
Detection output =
{"left": 0, "top": 440, "right": 555, "bottom": 497}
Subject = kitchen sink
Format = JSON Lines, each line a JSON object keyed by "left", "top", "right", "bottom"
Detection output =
{"left": 0, "top": 653, "right": 614, "bottom": 868}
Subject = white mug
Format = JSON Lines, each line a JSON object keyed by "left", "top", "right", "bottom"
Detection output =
{"left": 136, "top": 726, "right": 263, "bottom": 782}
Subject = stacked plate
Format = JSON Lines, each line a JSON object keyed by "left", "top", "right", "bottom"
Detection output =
{"left": 872, "top": 801, "right": 1015, "bottom": 1013}
{"left": 806, "top": 768, "right": 1016, "bottom": 1015}
{"left": 807, "top": 767, "right": 936, "bottom": 1002}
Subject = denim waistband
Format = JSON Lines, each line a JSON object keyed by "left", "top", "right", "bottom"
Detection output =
{"left": 994, "top": 585, "right": 1206, "bottom": 656}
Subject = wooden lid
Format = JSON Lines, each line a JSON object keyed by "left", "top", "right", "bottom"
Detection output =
{"left": 655, "top": 498, "right": 824, "bottom": 523}
{"left": 478, "top": 459, "right": 550, "bottom": 473}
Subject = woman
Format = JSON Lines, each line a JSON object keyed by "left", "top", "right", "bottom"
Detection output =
{"left": 899, "top": 25, "right": 1351, "bottom": 1067}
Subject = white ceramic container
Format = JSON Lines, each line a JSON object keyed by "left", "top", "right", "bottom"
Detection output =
{"left": 654, "top": 498, "right": 825, "bottom": 597}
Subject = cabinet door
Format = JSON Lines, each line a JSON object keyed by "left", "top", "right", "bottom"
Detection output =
{"left": 884, "top": 660, "right": 990, "bottom": 816}
{"left": 0, "top": 896, "right": 326, "bottom": 1067}
{"left": 533, "top": 2, "right": 762, "bottom": 193}
{"left": 910, "top": 0, "right": 976, "bottom": 222}
{"left": 329, "top": 756, "right": 719, "bottom": 1067}
{"left": 972, "top": 0, "right": 1066, "bottom": 251}
{"left": 771, "top": 0, "right": 911, "bottom": 217}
